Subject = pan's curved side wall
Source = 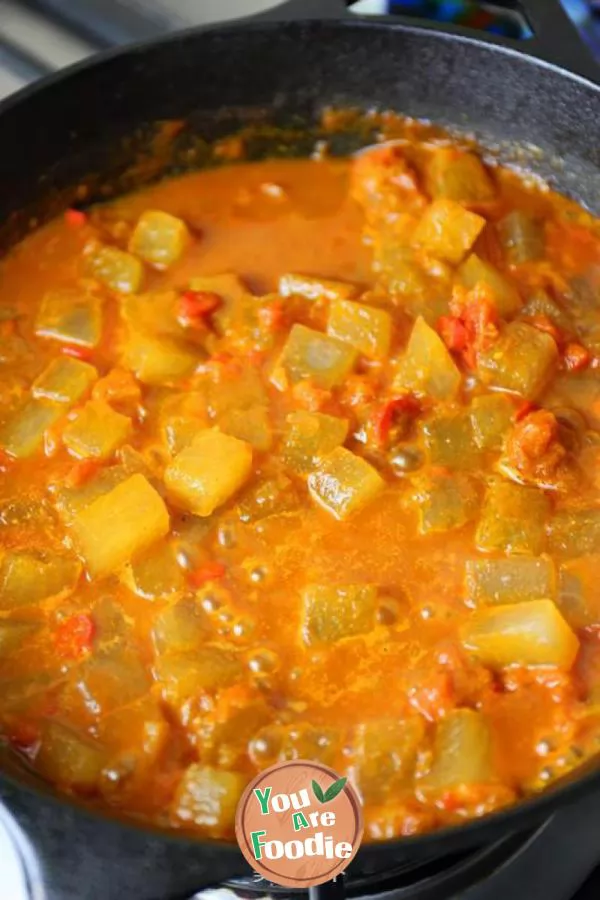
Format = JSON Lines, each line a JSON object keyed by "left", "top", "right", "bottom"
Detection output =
{"left": 0, "top": 20, "right": 599, "bottom": 250}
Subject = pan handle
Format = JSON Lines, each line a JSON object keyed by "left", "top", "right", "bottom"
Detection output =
{"left": 518, "top": 0, "right": 599, "bottom": 83}
{"left": 249, "top": 0, "right": 598, "bottom": 84}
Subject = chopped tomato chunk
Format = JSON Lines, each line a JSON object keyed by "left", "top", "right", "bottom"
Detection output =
{"left": 188, "top": 561, "right": 226, "bottom": 588}
{"left": 55, "top": 614, "right": 95, "bottom": 659}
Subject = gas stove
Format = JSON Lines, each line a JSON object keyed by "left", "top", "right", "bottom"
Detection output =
{"left": 1, "top": 2, "right": 600, "bottom": 899}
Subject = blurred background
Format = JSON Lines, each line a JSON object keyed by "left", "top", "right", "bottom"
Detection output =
{"left": 0, "top": 0, "right": 599, "bottom": 99}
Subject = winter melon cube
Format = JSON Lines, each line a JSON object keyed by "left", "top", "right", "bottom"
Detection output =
{"left": 458, "top": 254, "right": 521, "bottom": 318}
{"left": 327, "top": 298, "right": 392, "bottom": 359}
{"left": 0, "top": 620, "right": 39, "bottom": 656}
{"left": 476, "top": 481, "right": 549, "bottom": 555}
{"left": 427, "top": 149, "right": 496, "bottom": 205}
{"left": 72, "top": 474, "right": 169, "bottom": 577}
{"left": 63, "top": 400, "right": 132, "bottom": 460}
{"left": 548, "top": 509, "right": 600, "bottom": 558}
{"left": 128, "top": 210, "right": 190, "bottom": 269}
{"left": 32, "top": 358, "right": 97, "bottom": 405}
{"left": 171, "top": 764, "right": 246, "bottom": 836}
{"left": 218, "top": 406, "right": 273, "bottom": 452}
{"left": 123, "top": 331, "right": 198, "bottom": 386}
{"left": 421, "top": 710, "right": 492, "bottom": 791}
{"left": 35, "top": 290, "right": 103, "bottom": 348}
{"left": 414, "top": 199, "right": 485, "bottom": 264}
{"left": 470, "top": 394, "right": 516, "bottom": 451}
{"left": 86, "top": 244, "right": 144, "bottom": 294}
{"left": 461, "top": 599, "right": 579, "bottom": 668}
{"left": 165, "top": 429, "right": 253, "bottom": 517}
{"left": 411, "top": 471, "right": 479, "bottom": 535}
{"left": 422, "top": 411, "right": 480, "bottom": 469}
{"left": 279, "top": 273, "right": 359, "bottom": 302}
{"left": 466, "top": 558, "right": 556, "bottom": 606}
{"left": 35, "top": 721, "right": 106, "bottom": 792}
{"left": 281, "top": 411, "right": 348, "bottom": 474}
{"left": 156, "top": 646, "right": 242, "bottom": 704}
{"left": 271, "top": 324, "right": 357, "bottom": 390}
{"left": 0, "top": 551, "right": 81, "bottom": 609}
{"left": 123, "top": 541, "right": 184, "bottom": 600}
{"left": 393, "top": 317, "right": 461, "bottom": 401}
{"left": 0, "top": 400, "right": 63, "bottom": 459}
{"left": 352, "top": 717, "right": 425, "bottom": 802}
{"left": 308, "top": 447, "right": 384, "bottom": 520}
{"left": 478, "top": 322, "right": 558, "bottom": 399}
{"left": 302, "top": 584, "right": 377, "bottom": 645}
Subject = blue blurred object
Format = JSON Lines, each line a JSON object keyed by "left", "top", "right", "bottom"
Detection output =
{"left": 353, "top": 0, "right": 600, "bottom": 55}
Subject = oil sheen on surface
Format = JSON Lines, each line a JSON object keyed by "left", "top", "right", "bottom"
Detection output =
{"left": 1, "top": 135, "right": 600, "bottom": 842}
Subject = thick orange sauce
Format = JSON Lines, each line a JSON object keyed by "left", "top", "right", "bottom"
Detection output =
{"left": 1, "top": 144, "right": 600, "bottom": 841}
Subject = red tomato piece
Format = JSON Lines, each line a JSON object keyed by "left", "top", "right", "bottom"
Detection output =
{"left": 64, "top": 208, "right": 88, "bottom": 227}
{"left": 188, "top": 561, "right": 226, "bottom": 588}
{"left": 373, "top": 394, "right": 421, "bottom": 447}
{"left": 179, "top": 290, "right": 222, "bottom": 325}
{"left": 55, "top": 614, "right": 95, "bottom": 659}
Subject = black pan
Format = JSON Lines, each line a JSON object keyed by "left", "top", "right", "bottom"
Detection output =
{"left": 0, "top": 2, "right": 599, "bottom": 898}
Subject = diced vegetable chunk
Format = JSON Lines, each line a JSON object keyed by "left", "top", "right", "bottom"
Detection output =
{"left": 86, "top": 243, "right": 144, "bottom": 294}
{"left": 165, "top": 429, "right": 253, "bottom": 517}
{"left": 498, "top": 211, "right": 544, "bottom": 265}
{"left": 352, "top": 717, "right": 424, "bottom": 802}
{"left": 466, "top": 558, "right": 556, "bottom": 605}
{"left": 35, "top": 721, "right": 106, "bottom": 791}
{"left": 218, "top": 406, "right": 273, "bottom": 452}
{"left": 470, "top": 394, "right": 516, "bottom": 451}
{"left": 124, "top": 541, "right": 184, "bottom": 599}
{"left": 128, "top": 210, "right": 190, "bottom": 269}
{"left": 393, "top": 317, "right": 461, "bottom": 401}
{"left": 411, "top": 471, "right": 479, "bottom": 535}
{"left": 152, "top": 598, "right": 209, "bottom": 654}
{"left": 548, "top": 509, "right": 600, "bottom": 557}
{"left": 63, "top": 400, "right": 132, "bottom": 460}
{"left": 72, "top": 474, "right": 169, "bottom": 577}
{"left": 461, "top": 599, "right": 579, "bottom": 668}
{"left": 427, "top": 150, "right": 495, "bottom": 205}
{"left": 0, "top": 551, "right": 81, "bottom": 609}
{"left": 302, "top": 584, "right": 377, "bottom": 645}
{"left": 478, "top": 322, "right": 558, "bottom": 399}
{"left": 421, "top": 710, "right": 492, "bottom": 791}
{"left": 207, "top": 366, "right": 266, "bottom": 418}
{"left": 171, "top": 764, "right": 246, "bottom": 836}
{"left": 476, "top": 481, "right": 549, "bottom": 555}
{"left": 458, "top": 254, "right": 521, "bottom": 317}
{"left": 423, "top": 411, "right": 480, "bottom": 469}
{"left": 281, "top": 411, "right": 348, "bottom": 474}
{"left": 279, "top": 273, "right": 359, "bottom": 302}
{"left": 237, "top": 475, "right": 299, "bottom": 523}
{"left": 308, "top": 447, "right": 384, "bottom": 520}
{"left": 271, "top": 324, "right": 357, "bottom": 390}
{"left": 327, "top": 298, "right": 392, "bottom": 359}
{"left": 413, "top": 199, "right": 485, "bottom": 264}
{"left": 32, "top": 358, "right": 97, "bottom": 405}
{"left": 0, "top": 619, "right": 39, "bottom": 656}
{"left": 74, "top": 651, "right": 150, "bottom": 716}
{"left": 123, "top": 331, "right": 198, "bottom": 386}
{"left": 520, "top": 289, "right": 572, "bottom": 332}
{"left": 159, "top": 391, "right": 209, "bottom": 454}
{"left": 35, "top": 290, "right": 103, "bottom": 348}
{"left": 558, "top": 556, "right": 600, "bottom": 628}
{"left": 156, "top": 646, "right": 241, "bottom": 704}
{"left": 0, "top": 400, "right": 63, "bottom": 459}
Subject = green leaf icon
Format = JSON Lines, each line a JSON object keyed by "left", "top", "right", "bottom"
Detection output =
{"left": 323, "top": 777, "right": 347, "bottom": 803}
{"left": 312, "top": 780, "right": 325, "bottom": 803}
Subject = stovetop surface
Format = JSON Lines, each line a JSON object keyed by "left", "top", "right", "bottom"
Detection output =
{"left": 1, "top": 2, "right": 600, "bottom": 898}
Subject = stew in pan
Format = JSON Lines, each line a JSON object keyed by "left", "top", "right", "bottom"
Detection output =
{"left": 1, "top": 126, "right": 600, "bottom": 842}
